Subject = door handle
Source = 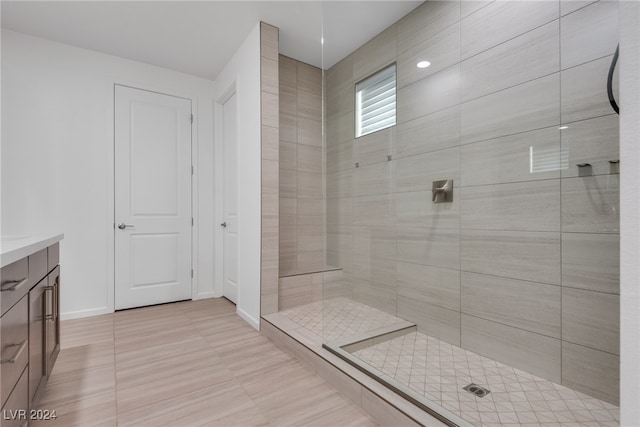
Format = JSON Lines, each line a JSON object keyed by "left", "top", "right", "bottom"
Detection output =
{"left": 220, "top": 222, "right": 227, "bottom": 228}
{"left": 117, "top": 223, "right": 135, "bottom": 230}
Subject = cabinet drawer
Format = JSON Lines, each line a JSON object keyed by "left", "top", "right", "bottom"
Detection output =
{"left": 0, "top": 367, "right": 28, "bottom": 427}
{"left": 1, "top": 295, "right": 29, "bottom": 409}
{"left": 0, "top": 258, "right": 28, "bottom": 316}
{"left": 47, "top": 243, "right": 59, "bottom": 273}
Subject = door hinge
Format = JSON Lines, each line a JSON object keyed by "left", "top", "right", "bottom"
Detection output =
{"left": 190, "top": 114, "right": 194, "bottom": 124}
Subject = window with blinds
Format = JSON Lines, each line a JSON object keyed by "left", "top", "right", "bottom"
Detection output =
{"left": 355, "top": 64, "right": 397, "bottom": 138}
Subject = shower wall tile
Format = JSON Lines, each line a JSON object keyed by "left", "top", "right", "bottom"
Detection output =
{"left": 562, "top": 287, "right": 619, "bottom": 355}
{"left": 260, "top": 22, "right": 278, "bottom": 61}
{"left": 279, "top": 197, "right": 296, "bottom": 226}
{"left": 461, "top": 315, "right": 562, "bottom": 383}
{"left": 353, "top": 226, "right": 397, "bottom": 261}
{"left": 261, "top": 92, "right": 279, "bottom": 128}
{"left": 326, "top": 169, "right": 353, "bottom": 199}
{"left": 561, "top": 56, "right": 618, "bottom": 123}
{"left": 397, "top": 65, "right": 461, "bottom": 124}
{"left": 297, "top": 198, "right": 323, "bottom": 225}
{"left": 398, "top": 296, "right": 461, "bottom": 346}
{"left": 461, "top": 1, "right": 493, "bottom": 19}
{"left": 279, "top": 55, "right": 297, "bottom": 86}
{"left": 279, "top": 274, "right": 313, "bottom": 310}
{"left": 353, "top": 194, "right": 396, "bottom": 226}
{"left": 297, "top": 61, "right": 322, "bottom": 94}
{"left": 397, "top": 262, "right": 461, "bottom": 312}
{"left": 279, "top": 113, "right": 296, "bottom": 143}
{"left": 353, "top": 24, "right": 397, "bottom": 81}
{"left": 560, "top": 0, "right": 618, "bottom": 69}
{"left": 561, "top": 114, "right": 619, "bottom": 178}
{"left": 461, "top": 230, "right": 561, "bottom": 285}
{"left": 397, "top": 227, "right": 460, "bottom": 271}
{"left": 562, "top": 342, "right": 619, "bottom": 405}
{"left": 261, "top": 56, "right": 279, "bottom": 95}
{"left": 562, "top": 232, "right": 619, "bottom": 294}
{"left": 353, "top": 279, "right": 397, "bottom": 315}
{"left": 327, "top": 138, "right": 353, "bottom": 173}
{"left": 461, "top": 73, "right": 560, "bottom": 144}
{"left": 262, "top": 125, "right": 279, "bottom": 162}
{"left": 297, "top": 88, "right": 322, "bottom": 121}
{"left": 326, "top": 112, "right": 354, "bottom": 145}
{"left": 297, "top": 117, "right": 322, "bottom": 147}
{"left": 279, "top": 85, "right": 297, "bottom": 116}
{"left": 354, "top": 127, "right": 394, "bottom": 167}
{"left": 461, "top": 272, "right": 561, "bottom": 338}
{"left": 460, "top": 180, "right": 561, "bottom": 232}
{"left": 461, "top": 20, "right": 559, "bottom": 102}
{"left": 297, "top": 171, "right": 323, "bottom": 199}
{"left": 397, "top": 0, "right": 460, "bottom": 51}
{"left": 396, "top": 147, "right": 460, "bottom": 193}
{"left": 396, "top": 190, "right": 460, "bottom": 229}
{"left": 460, "top": 1, "right": 558, "bottom": 59}
{"left": 297, "top": 144, "right": 322, "bottom": 173}
{"left": 279, "top": 141, "right": 297, "bottom": 171}
{"left": 280, "top": 225, "right": 296, "bottom": 255}
{"left": 297, "top": 251, "right": 324, "bottom": 273}
{"left": 354, "top": 161, "right": 396, "bottom": 196}
{"left": 262, "top": 193, "right": 279, "bottom": 228}
{"left": 279, "top": 169, "right": 297, "bottom": 197}
{"left": 397, "top": 22, "right": 461, "bottom": 89}
{"left": 560, "top": 0, "right": 596, "bottom": 17}
{"left": 296, "top": 226, "right": 323, "bottom": 253}
{"left": 396, "top": 106, "right": 461, "bottom": 159}
{"left": 561, "top": 175, "right": 619, "bottom": 233}
{"left": 326, "top": 197, "right": 352, "bottom": 225}
{"left": 460, "top": 126, "right": 560, "bottom": 186}
{"left": 262, "top": 159, "right": 279, "bottom": 194}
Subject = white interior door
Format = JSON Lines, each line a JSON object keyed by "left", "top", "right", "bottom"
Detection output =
{"left": 222, "top": 93, "right": 239, "bottom": 304}
{"left": 115, "top": 85, "right": 192, "bottom": 310}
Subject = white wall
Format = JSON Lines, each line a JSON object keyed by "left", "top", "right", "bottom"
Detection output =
{"left": 214, "top": 23, "right": 261, "bottom": 329}
{"left": 1, "top": 29, "right": 216, "bottom": 318}
{"left": 619, "top": 2, "right": 640, "bottom": 425}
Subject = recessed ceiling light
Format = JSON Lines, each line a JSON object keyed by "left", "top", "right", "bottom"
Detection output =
{"left": 417, "top": 61, "right": 431, "bottom": 69}
{"left": 559, "top": 126, "right": 569, "bottom": 130}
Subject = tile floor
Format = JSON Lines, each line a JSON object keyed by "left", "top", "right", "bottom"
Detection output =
{"left": 32, "top": 298, "right": 378, "bottom": 427}
{"left": 279, "top": 298, "right": 620, "bottom": 427}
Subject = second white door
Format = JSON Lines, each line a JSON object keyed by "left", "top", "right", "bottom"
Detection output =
{"left": 114, "top": 85, "right": 192, "bottom": 310}
{"left": 222, "top": 92, "right": 238, "bottom": 304}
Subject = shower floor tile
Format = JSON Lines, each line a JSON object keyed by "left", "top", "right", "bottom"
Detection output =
{"left": 279, "top": 299, "right": 620, "bottom": 427}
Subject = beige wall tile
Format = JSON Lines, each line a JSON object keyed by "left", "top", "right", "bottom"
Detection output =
{"left": 261, "top": 226, "right": 279, "bottom": 262}
{"left": 397, "top": 262, "right": 460, "bottom": 312}
{"left": 298, "top": 117, "right": 322, "bottom": 147}
{"left": 461, "top": 1, "right": 558, "bottom": 59}
{"left": 461, "top": 229, "right": 561, "bottom": 285}
{"left": 562, "top": 233, "right": 619, "bottom": 294}
{"left": 560, "top": 0, "right": 618, "bottom": 69}
{"left": 296, "top": 225, "right": 323, "bottom": 252}
{"left": 397, "top": 227, "right": 460, "bottom": 271}
{"left": 262, "top": 159, "right": 278, "bottom": 194}
{"left": 260, "top": 23, "right": 278, "bottom": 61}
{"left": 261, "top": 258, "right": 279, "bottom": 295}
{"left": 353, "top": 127, "right": 394, "bottom": 167}
{"left": 397, "top": 22, "right": 461, "bottom": 89}
{"left": 326, "top": 197, "right": 352, "bottom": 226}
{"left": 297, "top": 198, "right": 323, "bottom": 225}
{"left": 297, "top": 144, "right": 322, "bottom": 173}
{"left": 327, "top": 112, "right": 354, "bottom": 146}
{"left": 262, "top": 193, "right": 279, "bottom": 228}
{"left": 397, "top": 65, "right": 461, "bottom": 124}
{"left": 461, "top": 73, "right": 560, "bottom": 144}
{"left": 327, "top": 139, "right": 353, "bottom": 173}
{"left": 397, "top": 296, "right": 461, "bottom": 346}
{"left": 279, "top": 55, "right": 297, "bottom": 86}
{"left": 262, "top": 125, "right": 278, "bottom": 161}
{"left": 396, "top": 190, "right": 460, "bottom": 229}
{"left": 562, "top": 341, "right": 619, "bottom": 405}
{"left": 461, "top": 272, "right": 561, "bottom": 338}
{"left": 561, "top": 56, "right": 618, "bottom": 123}
{"left": 279, "top": 113, "right": 297, "bottom": 143}
{"left": 279, "top": 141, "right": 297, "bottom": 171}
{"left": 396, "top": 147, "right": 459, "bottom": 192}
{"left": 396, "top": 105, "right": 461, "bottom": 159}
{"left": 261, "top": 57, "right": 278, "bottom": 95}
{"left": 461, "top": 1, "right": 493, "bottom": 18}
{"left": 279, "top": 84, "right": 297, "bottom": 116}
{"left": 397, "top": 0, "right": 460, "bottom": 52}
{"left": 279, "top": 274, "right": 313, "bottom": 310}
{"left": 354, "top": 161, "right": 396, "bottom": 196}
{"left": 279, "top": 255, "right": 297, "bottom": 277}
{"left": 562, "top": 287, "right": 619, "bottom": 354}
{"left": 297, "top": 88, "right": 321, "bottom": 121}
{"left": 560, "top": 1, "right": 596, "bottom": 17}
{"left": 352, "top": 194, "right": 396, "bottom": 227}
{"left": 297, "top": 251, "right": 324, "bottom": 273}
{"left": 296, "top": 61, "right": 322, "bottom": 94}
{"left": 561, "top": 114, "right": 619, "bottom": 178}
{"left": 460, "top": 126, "right": 560, "bottom": 186}
{"left": 461, "top": 315, "right": 562, "bottom": 383}
{"left": 261, "top": 292, "right": 278, "bottom": 315}
{"left": 352, "top": 279, "right": 397, "bottom": 315}
{"left": 461, "top": 20, "right": 559, "bottom": 102}
{"left": 279, "top": 169, "right": 297, "bottom": 198}
{"left": 326, "top": 169, "right": 353, "bottom": 199}
{"left": 561, "top": 175, "right": 619, "bottom": 233}
{"left": 353, "top": 25, "right": 397, "bottom": 81}
{"left": 261, "top": 91, "right": 278, "bottom": 128}
{"left": 279, "top": 225, "right": 296, "bottom": 255}
{"left": 460, "top": 180, "right": 561, "bottom": 232}
{"left": 297, "top": 171, "right": 323, "bottom": 199}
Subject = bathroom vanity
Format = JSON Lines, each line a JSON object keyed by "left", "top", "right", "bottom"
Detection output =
{"left": 1, "top": 234, "right": 63, "bottom": 426}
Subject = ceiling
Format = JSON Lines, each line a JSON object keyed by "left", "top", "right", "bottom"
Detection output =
{"left": 1, "top": 1, "right": 422, "bottom": 80}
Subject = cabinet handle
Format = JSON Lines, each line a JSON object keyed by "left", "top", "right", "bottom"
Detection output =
{"left": 44, "top": 286, "right": 55, "bottom": 320}
{"left": 1, "top": 339, "right": 27, "bottom": 364}
{"left": 0, "top": 277, "right": 28, "bottom": 292}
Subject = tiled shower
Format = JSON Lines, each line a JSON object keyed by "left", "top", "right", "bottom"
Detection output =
{"left": 275, "top": 1, "right": 620, "bottom": 425}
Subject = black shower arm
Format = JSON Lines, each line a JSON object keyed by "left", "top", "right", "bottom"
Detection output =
{"left": 608, "top": 44, "right": 619, "bottom": 115}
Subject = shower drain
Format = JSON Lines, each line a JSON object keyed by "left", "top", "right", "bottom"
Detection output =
{"left": 463, "top": 383, "right": 491, "bottom": 398}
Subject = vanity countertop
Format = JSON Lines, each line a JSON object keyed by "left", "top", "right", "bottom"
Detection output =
{"left": 1, "top": 233, "right": 64, "bottom": 268}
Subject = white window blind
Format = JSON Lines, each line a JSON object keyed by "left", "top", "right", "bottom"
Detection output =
{"left": 355, "top": 64, "right": 396, "bottom": 138}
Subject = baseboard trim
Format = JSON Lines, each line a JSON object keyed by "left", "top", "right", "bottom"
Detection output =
{"left": 236, "top": 307, "right": 260, "bottom": 330}
{"left": 61, "top": 307, "right": 112, "bottom": 321}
